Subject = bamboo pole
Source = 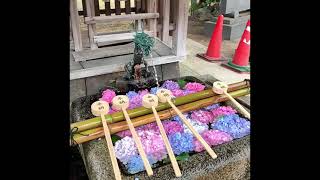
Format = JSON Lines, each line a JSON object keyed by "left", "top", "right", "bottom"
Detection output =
{"left": 142, "top": 94, "right": 182, "bottom": 177}
{"left": 71, "top": 80, "right": 250, "bottom": 132}
{"left": 91, "top": 101, "right": 122, "bottom": 180}
{"left": 112, "top": 95, "right": 153, "bottom": 176}
{"left": 157, "top": 89, "right": 217, "bottom": 159}
{"left": 71, "top": 87, "right": 250, "bottom": 145}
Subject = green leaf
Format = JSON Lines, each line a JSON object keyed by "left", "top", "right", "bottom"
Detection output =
{"left": 177, "top": 80, "right": 187, "bottom": 89}
{"left": 111, "top": 134, "right": 121, "bottom": 144}
{"left": 162, "top": 157, "right": 171, "bottom": 164}
{"left": 176, "top": 153, "right": 190, "bottom": 161}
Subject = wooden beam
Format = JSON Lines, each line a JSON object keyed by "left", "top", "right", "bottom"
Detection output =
{"left": 70, "top": 55, "right": 182, "bottom": 80}
{"left": 78, "top": 8, "right": 137, "bottom": 16}
{"left": 147, "top": 0, "right": 157, "bottom": 37}
{"left": 85, "top": 13, "right": 159, "bottom": 24}
{"left": 70, "top": 0, "right": 83, "bottom": 51}
{"left": 172, "top": 0, "right": 188, "bottom": 56}
{"left": 94, "top": 31, "right": 153, "bottom": 46}
{"left": 72, "top": 43, "right": 135, "bottom": 62}
{"left": 161, "top": 0, "right": 170, "bottom": 45}
{"left": 85, "top": 0, "right": 98, "bottom": 50}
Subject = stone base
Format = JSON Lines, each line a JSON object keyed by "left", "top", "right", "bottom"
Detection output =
{"left": 204, "top": 14, "right": 250, "bottom": 40}
{"left": 70, "top": 76, "right": 250, "bottom": 180}
{"left": 69, "top": 62, "right": 180, "bottom": 105}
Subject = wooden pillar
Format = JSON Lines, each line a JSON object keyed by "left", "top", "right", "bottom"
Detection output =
{"left": 85, "top": 0, "right": 98, "bottom": 50}
{"left": 93, "top": 0, "right": 100, "bottom": 16}
{"left": 125, "top": 0, "right": 131, "bottom": 14}
{"left": 141, "top": 0, "right": 146, "bottom": 13}
{"left": 82, "top": 0, "right": 87, "bottom": 16}
{"left": 161, "top": 0, "right": 170, "bottom": 45}
{"left": 70, "top": 0, "right": 83, "bottom": 51}
{"left": 172, "top": 0, "right": 188, "bottom": 56}
{"left": 147, "top": 0, "right": 157, "bottom": 37}
{"left": 135, "top": 0, "right": 141, "bottom": 13}
{"left": 115, "top": 0, "right": 121, "bottom": 15}
{"left": 105, "top": 0, "right": 111, "bottom": 16}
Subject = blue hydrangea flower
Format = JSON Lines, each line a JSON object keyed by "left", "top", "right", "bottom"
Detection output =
{"left": 204, "top": 104, "right": 220, "bottom": 111}
{"left": 171, "top": 114, "right": 189, "bottom": 124}
{"left": 211, "top": 114, "right": 250, "bottom": 138}
{"left": 168, "top": 132, "right": 194, "bottom": 155}
{"left": 126, "top": 155, "right": 157, "bottom": 174}
{"left": 150, "top": 87, "right": 160, "bottom": 95}
{"left": 126, "top": 91, "right": 138, "bottom": 100}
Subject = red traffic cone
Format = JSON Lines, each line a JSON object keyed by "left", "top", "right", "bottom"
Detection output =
{"left": 222, "top": 20, "right": 250, "bottom": 73}
{"left": 197, "top": 15, "right": 227, "bottom": 62}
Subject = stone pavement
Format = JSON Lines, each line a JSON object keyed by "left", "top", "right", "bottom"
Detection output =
{"left": 179, "top": 38, "right": 250, "bottom": 84}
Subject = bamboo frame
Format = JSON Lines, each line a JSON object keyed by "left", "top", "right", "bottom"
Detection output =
{"left": 71, "top": 87, "right": 250, "bottom": 145}
{"left": 71, "top": 81, "right": 250, "bottom": 132}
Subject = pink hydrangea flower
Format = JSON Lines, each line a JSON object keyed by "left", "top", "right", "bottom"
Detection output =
{"left": 172, "top": 89, "right": 185, "bottom": 97}
{"left": 190, "top": 110, "right": 214, "bottom": 124}
{"left": 211, "top": 106, "right": 237, "bottom": 121}
{"left": 138, "top": 130, "right": 167, "bottom": 161}
{"left": 116, "top": 122, "right": 160, "bottom": 138}
{"left": 193, "top": 130, "right": 233, "bottom": 152}
{"left": 184, "top": 82, "right": 205, "bottom": 92}
{"left": 138, "top": 89, "right": 149, "bottom": 96}
{"left": 100, "top": 89, "right": 116, "bottom": 103}
{"left": 162, "top": 121, "right": 184, "bottom": 135}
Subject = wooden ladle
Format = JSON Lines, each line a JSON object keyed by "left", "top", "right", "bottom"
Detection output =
{"left": 212, "top": 81, "right": 250, "bottom": 119}
{"left": 142, "top": 94, "right": 182, "bottom": 177}
{"left": 112, "top": 95, "right": 153, "bottom": 176}
{"left": 91, "top": 101, "right": 122, "bottom": 180}
{"left": 156, "top": 89, "right": 217, "bottom": 159}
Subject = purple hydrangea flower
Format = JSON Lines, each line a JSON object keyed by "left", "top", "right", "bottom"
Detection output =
{"left": 161, "top": 80, "right": 180, "bottom": 91}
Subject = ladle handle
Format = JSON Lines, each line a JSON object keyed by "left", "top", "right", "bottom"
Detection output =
{"left": 151, "top": 106, "right": 182, "bottom": 177}
{"left": 167, "top": 99, "right": 217, "bottom": 159}
{"left": 223, "top": 91, "right": 250, "bottom": 119}
{"left": 122, "top": 108, "right": 153, "bottom": 176}
{"left": 101, "top": 114, "right": 122, "bottom": 180}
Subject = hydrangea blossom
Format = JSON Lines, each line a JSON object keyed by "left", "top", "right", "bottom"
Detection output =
{"left": 100, "top": 89, "right": 116, "bottom": 103}
{"left": 126, "top": 155, "right": 157, "bottom": 174}
{"left": 203, "top": 104, "right": 220, "bottom": 111}
{"left": 172, "top": 89, "right": 184, "bottom": 97}
{"left": 150, "top": 87, "right": 160, "bottom": 95}
{"left": 161, "top": 80, "right": 180, "bottom": 91}
{"left": 138, "top": 130, "right": 167, "bottom": 161}
{"left": 162, "top": 121, "right": 184, "bottom": 135}
{"left": 211, "top": 106, "right": 237, "bottom": 122}
{"left": 190, "top": 110, "right": 214, "bottom": 124}
{"left": 211, "top": 114, "right": 250, "bottom": 138}
{"left": 193, "top": 130, "right": 233, "bottom": 152}
{"left": 184, "top": 82, "right": 205, "bottom": 92}
{"left": 182, "top": 118, "right": 208, "bottom": 135}
{"left": 114, "top": 136, "right": 138, "bottom": 164}
{"left": 168, "top": 132, "right": 194, "bottom": 155}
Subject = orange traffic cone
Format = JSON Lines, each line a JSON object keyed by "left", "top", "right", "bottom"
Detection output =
{"left": 222, "top": 20, "right": 250, "bottom": 73}
{"left": 197, "top": 15, "right": 227, "bottom": 62}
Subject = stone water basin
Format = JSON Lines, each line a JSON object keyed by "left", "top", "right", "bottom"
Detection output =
{"left": 71, "top": 76, "right": 250, "bottom": 180}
